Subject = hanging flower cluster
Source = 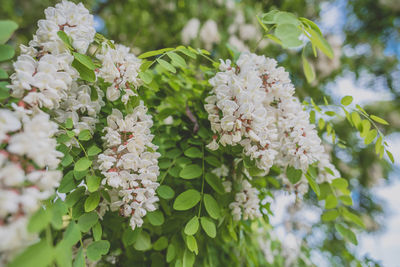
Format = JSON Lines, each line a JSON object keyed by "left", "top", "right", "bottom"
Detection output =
{"left": 205, "top": 52, "right": 340, "bottom": 197}
{"left": 54, "top": 82, "right": 105, "bottom": 142}
{"left": 96, "top": 43, "right": 142, "bottom": 104}
{"left": 0, "top": 109, "right": 62, "bottom": 262}
{"left": 0, "top": 1, "right": 97, "bottom": 262}
{"left": 229, "top": 179, "right": 262, "bottom": 221}
{"left": 97, "top": 103, "right": 160, "bottom": 230}
{"left": 8, "top": 1, "right": 95, "bottom": 109}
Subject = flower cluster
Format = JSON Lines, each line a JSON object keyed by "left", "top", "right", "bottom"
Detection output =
{"left": 97, "top": 102, "right": 160, "bottom": 230}
{"left": 229, "top": 179, "right": 262, "bottom": 221}
{"left": 30, "top": 0, "right": 95, "bottom": 54}
{"left": 181, "top": 18, "right": 220, "bottom": 50}
{"left": 96, "top": 44, "right": 142, "bottom": 104}
{"left": 206, "top": 52, "right": 340, "bottom": 197}
{"left": 8, "top": 0, "right": 95, "bottom": 110}
{"left": 0, "top": 109, "right": 62, "bottom": 263}
{"left": 54, "top": 82, "right": 105, "bottom": 143}
{"left": 1, "top": 1, "right": 96, "bottom": 262}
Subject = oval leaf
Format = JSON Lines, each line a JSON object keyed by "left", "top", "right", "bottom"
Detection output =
{"left": 173, "top": 189, "right": 201, "bottom": 211}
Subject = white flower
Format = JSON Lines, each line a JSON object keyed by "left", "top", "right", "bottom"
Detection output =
{"left": 181, "top": 18, "right": 200, "bottom": 44}
{"left": 97, "top": 102, "right": 160, "bottom": 230}
{"left": 229, "top": 180, "right": 261, "bottom": 221}
{"left": 207, "top": 52, "right": 340, "bottom": 195}
{"left": 96, "top": 44, "right": 142, "bottom": 103}
{"left": 199, "top": 20, "right": 220, "bottom": 50}
{"left": 0, "top": 110, "right": 21, "bottom": 141}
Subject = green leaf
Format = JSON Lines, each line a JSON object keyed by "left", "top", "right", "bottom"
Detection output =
{"left": 57, "top": 31, "right": 73, "bottom": 49}
{"left": 50, "top": 200, "right": 68, "bottom": 230}
{"left": 65, "top": 118, "right": 73, "bottom": 129}
{"left": 92, "top": 222, "right": 102, "bottom": 241}
{"left": 375, "top": 136, "right": 382, "bottom": 154}
{"left": 157, "top": 58, "right": 176, "bottom": 73}
{"left": 90, "top": 86, "right": 98, "bottom": 101}
{"left": 335, "top": 223, "right": 358, "bottom": 245}
{"left": 364, "top": 129, "right": 377, "bottom": 145}
{"left": 173, "top": 189, "right": 201, "bottom": 210}
{"left": 138, "top": 70, "right": 153, "bottom": 84}
{"left": 325, "top": 194, "right": 338, "bottom": 209}
{"left": 184, "top": 216, "right": 199, "bottom": 235}
{"left": 0, "top": 44, "right": 15, "bottom": 61}
{"left": 342, "top": 209, "right": 365, "bottom": 228}
{"left": 138, "top": 48, "right": 174, "bottom": 59}
{"left": 205, "top": 173, "right": 225, "bottom": 194}
{"left": 65, "top": 187, "right": 85, "bottom": 207}
{"left": 74, "top": 169, "right": 88, "bottom": 180}
{"left": 341, "top": 96, "right": 353, "bottom": 106}
{"left": 351, "top": 112, "right": 361, "bottom": 130}
{"left": 63, "top": 222, "right": 81, "bottom": 246}
{"left": 122, "top": 228, "right": 141, "bottom": 247}
{"left": 84, "top": 192, "right": 100, "bottom": 212}
{"left": 185, "top": 235, "right": 198, "bottom": 255}
{"left": 177, "top": 47, "right": 197, "bottom": 59}
{"left": 86, "top": 240, "right": 110, "bottom": 261}
{"left": 306, "top": 27, "right": 334, "bottom": 59}
{"left": 74, "top": 158, "right": 92, "bottom": 172}
{"left": 147, "top": 210, "right": 165, "bottom": 226}
{"left": 184, "top": 147, "right": 202, "bottom": 158}
{"left": 166, "top": 244, "right": 176, "bottom": 263}
{"left": 200, "top": 217, "right": 216, "bottom": 238}
{"left": 332, "top": 178, "right": 348, "bottom": 190}
{"left": 386, "top": 150, "right": 395, "bottom": 164}
{"left": 203, "top": 194, "right": 221, "bottom": 219}
{"left": 339, "top": 195, "right": 353, "bottom": 206}
{"left": 73, "top": 247, "right": 85, "bottom": 267}
{"left": 87, "top": 175, "right": 101, "bottom": 193}
{"left": 275, "top": 24, "right": 302, "bottom": 48}
{"left": 0, "top": 81, "right": 10, "bottom": 100}
{"left": 28, "top": 207, "right": 52, "bottom": 233}
{"left": 361, "top": 120, "right": 371, "bottom": 137}
{"left": 72, "top": 59, "right": 96, "bottom": 82}
{"left": 305, "top": 173, "right": 320, "bottom": 196}
{"left": 73, "top": 52, "right": 96, "bottom": 70}
{"left": 77, "top": 212, "right": 98, "bottom": 232}
{"left": 8, "top": 240, "right": 54, "bottom": 267}
{"left": 179, "top": 164, "right": 202, "bottom": 179}
{"left": 134, "top": 231, "right": 152, "bottom": 251}
{"left": 88, "top": 145, "right": 102, "bottom": 156}
{"left": 370, "top": 115, "right": 389, "bottom": 125}
{"left": 58, "top": 171, "right": 77, "bottom": 193}
{"left": 156, "top": 185, "right": 175, "bottom": 199}
{"left": 261, "top": 10, "right": 280, "bottom": 24}
{"left": 0, "top": 20, "right": 18, "bottom": 44}
{"left": 167, "top": 52, "right": 187, "bottom": 68}
{"left": 275, "top": 11, "right": 300, "bottom": 26}
{"left": 0, "top": 68, "right": 8, "bottom": 79}
{"left": 299, "top": 17, "right": 322, "bottom": 35}
{"left": 78, "top": 129, "right": 92, "bottom": 141}
{"left": 302, "top": 55, "right": 315, "bottom": 83}
{"left": 322, "top": 209, "right": 339, "bottom": 221}
{"left": 286, "top": 166, "right": 302, "bottom": 184}
{"left": 153, "top": 236, "right": 168, "bottom": 251}
{"left": 183, "top": 249, "right": 195, "bottom": 267}
{"left": 205, "top": 156, "right": 221, "bottom": 167}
